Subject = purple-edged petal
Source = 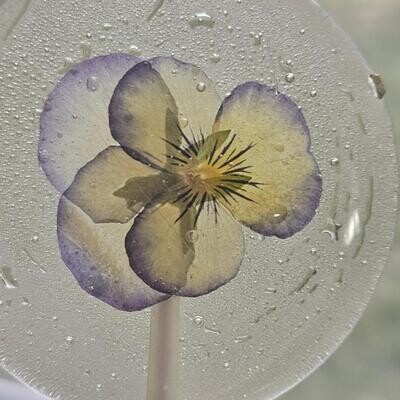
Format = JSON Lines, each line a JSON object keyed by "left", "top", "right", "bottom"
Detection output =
{"left": 39, "top": 53, "right": 141, "bottom": 193}
{"left": 125, "top": 198, "right": 244, "bottom": 296}
{"left": 109, "top": 61, "right": 181, "bottom": 168}
{"left": 64, "top": 146, "right": 173, "bottom": 224}
{"left": 57, "top": 196, "right": 169, "bottom": 312}
{"left": 150, "top": 57, "right": 221, "bottom": 139}
{"left": 213, "top": 82, "right": 322, "bottom": 239}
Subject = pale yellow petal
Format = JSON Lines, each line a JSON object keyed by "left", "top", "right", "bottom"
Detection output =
{"left": 65, "top": 146, "right": 171, "bottom": 224}
{"left": 213, "top": 82, "right": 322, "bottom": 238}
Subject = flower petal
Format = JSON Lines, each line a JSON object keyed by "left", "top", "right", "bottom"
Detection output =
{"left": 125, "top": 198, "right": 244, "bottom": 297}
{"left": 213, "top": 82, "right": 322, "bottom": 239}
{"left": 150, "top": 57, "right": 221, "bottom": 139}
{"left": 65, "top": 146, "right": 173, "bottom": 224}
{"left": 57, "top": 196, "right": 169, "bottom": 312}
{"left": 177, "top": 205, "right": 245, "bottom": 297}
{"left": 125, "top": 199, "right": 195, "bottom": 294}
{"left": 39, "top": 53, "right": 141, "bottom": 192}
{"left": 109, "top": 60, "right": 181, "bottom": 168}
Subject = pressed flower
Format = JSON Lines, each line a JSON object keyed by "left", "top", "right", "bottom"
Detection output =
{"left": 39, "top": 54, "right": 322, "bottom": 311}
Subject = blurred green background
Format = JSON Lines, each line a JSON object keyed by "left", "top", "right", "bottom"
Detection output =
{"left": 283, "top": 1, "right": 400, "bottom": 399}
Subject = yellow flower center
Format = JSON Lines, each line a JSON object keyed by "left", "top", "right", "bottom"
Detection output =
{"left": 163, "top": 129, "right": 264, "bottom": 226}
{"left": 159, "top": 126, "right": 263, "bottom": 225}
{"left": 182, "top": 160, "right": 222, "bottom": 195}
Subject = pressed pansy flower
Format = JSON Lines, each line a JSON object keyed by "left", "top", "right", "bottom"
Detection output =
{"left": 39, "top": 54, "right": 322, "bottom": 312}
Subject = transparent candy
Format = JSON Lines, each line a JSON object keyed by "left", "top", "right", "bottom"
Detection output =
{"left": 0, "top": 0, "right": 397, "bottom": 399}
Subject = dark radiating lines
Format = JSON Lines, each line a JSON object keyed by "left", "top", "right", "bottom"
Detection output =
{"left": 193, "top": 193, "right": 208, "bottom": 227}
{"left": 218, "top": 143, "right": 255, "bottom": 169}
{"left": 175, "top": 192, "right": 199, "bottom": 223}
{"left": 163, "top": 123, "right": 261, "bottom": 226}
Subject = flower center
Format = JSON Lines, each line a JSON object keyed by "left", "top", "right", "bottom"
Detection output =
{"left": 164, "top": 126, "right": 263, "bottom": 225}
{"left": 182, "top": 160, "right": 222, "bottom": 195}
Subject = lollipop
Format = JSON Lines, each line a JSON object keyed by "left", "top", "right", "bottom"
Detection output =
{"left": 0, "top": 0, "right": 397, "bottom": 399}
{"left": 39, "top": 53, "right": 322, "bottom": 399}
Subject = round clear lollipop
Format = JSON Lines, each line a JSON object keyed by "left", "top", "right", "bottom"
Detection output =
{"left": 0, "top": 1, "right": 397, "bottom": 400}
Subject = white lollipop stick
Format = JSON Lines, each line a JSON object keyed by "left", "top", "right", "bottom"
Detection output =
{"left": 146, "top": 297, "right": 181, "bottom": 400}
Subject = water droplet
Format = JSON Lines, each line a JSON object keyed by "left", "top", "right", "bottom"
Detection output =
{"left": 300, "top": 29, "right": 306, "bottom": 34}
{"left": 102, "top": 23, "right": 113, "bottom": 31}
{"left": 270, "top": 205, "right": 288, "bottom": 223}
{"left": 234, "top": 334, "right": 252, "bottom": 344}
{"left": 249, "top": 31, "right": 263, "bottom": 46}
{"left": 257, "top": 234, "right": 265, "bottom": 241}
{"left": 86, "top": 76, "right": 99, "bottom": 92}
{"left": 285, "top": 73, "right": 295, "bottom": 83}
{"left": 193, "top": 315, "right": 204, "bottom": 327}
{"left": 330, "top": 157, "right": 339, "bottom": 166}
{"left": 223, "top": 362, "right": 230, "bottom": 370}
{"left": 204, "top": 325, "right": 221, "bottom": 335}
{"left": 33, "top": 108, "right": 43, "bottom": 118}
{"left": 368, "top": 74, "right": 386, "bottom": 99}
{"left": 65, "top": 336, "right": 74, "bottom": 346}
{"left": 31, "top": 234, "right": 39, "bottom": 243}
{"left": 128, "top": 45, "right": 142, "bottom": 56}
{"left": 179, "top": 114, "right": 189, "bottom": 128}
{"left": 59, "top": 57, "right": 75, "bottom": 73}
{"left": 310, "top": 90, "right": 317, "bottom": 97}
{"left": 189, "top": 13, "right": 215, "bottom": 29}
{"left": 196, "top": 82, "right": 207, "bottom": 92}
{"left": 209, "top": 53, "right": 221, "bottom": 63}
{"left": 0, "top": 267, "right": 18, "bottom": 289}
{"left": 38, "top": 148, "right": 49, "bottom": 163}
{"left": 186, "top": 230, "right": 199, "bottom": 243}
{"left": 22, "top": 297, "right": 30, "bottom": 306}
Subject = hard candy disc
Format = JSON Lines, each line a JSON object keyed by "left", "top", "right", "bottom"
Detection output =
{"left": 0, "top": 0, "right": 397, "bottom": 399}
